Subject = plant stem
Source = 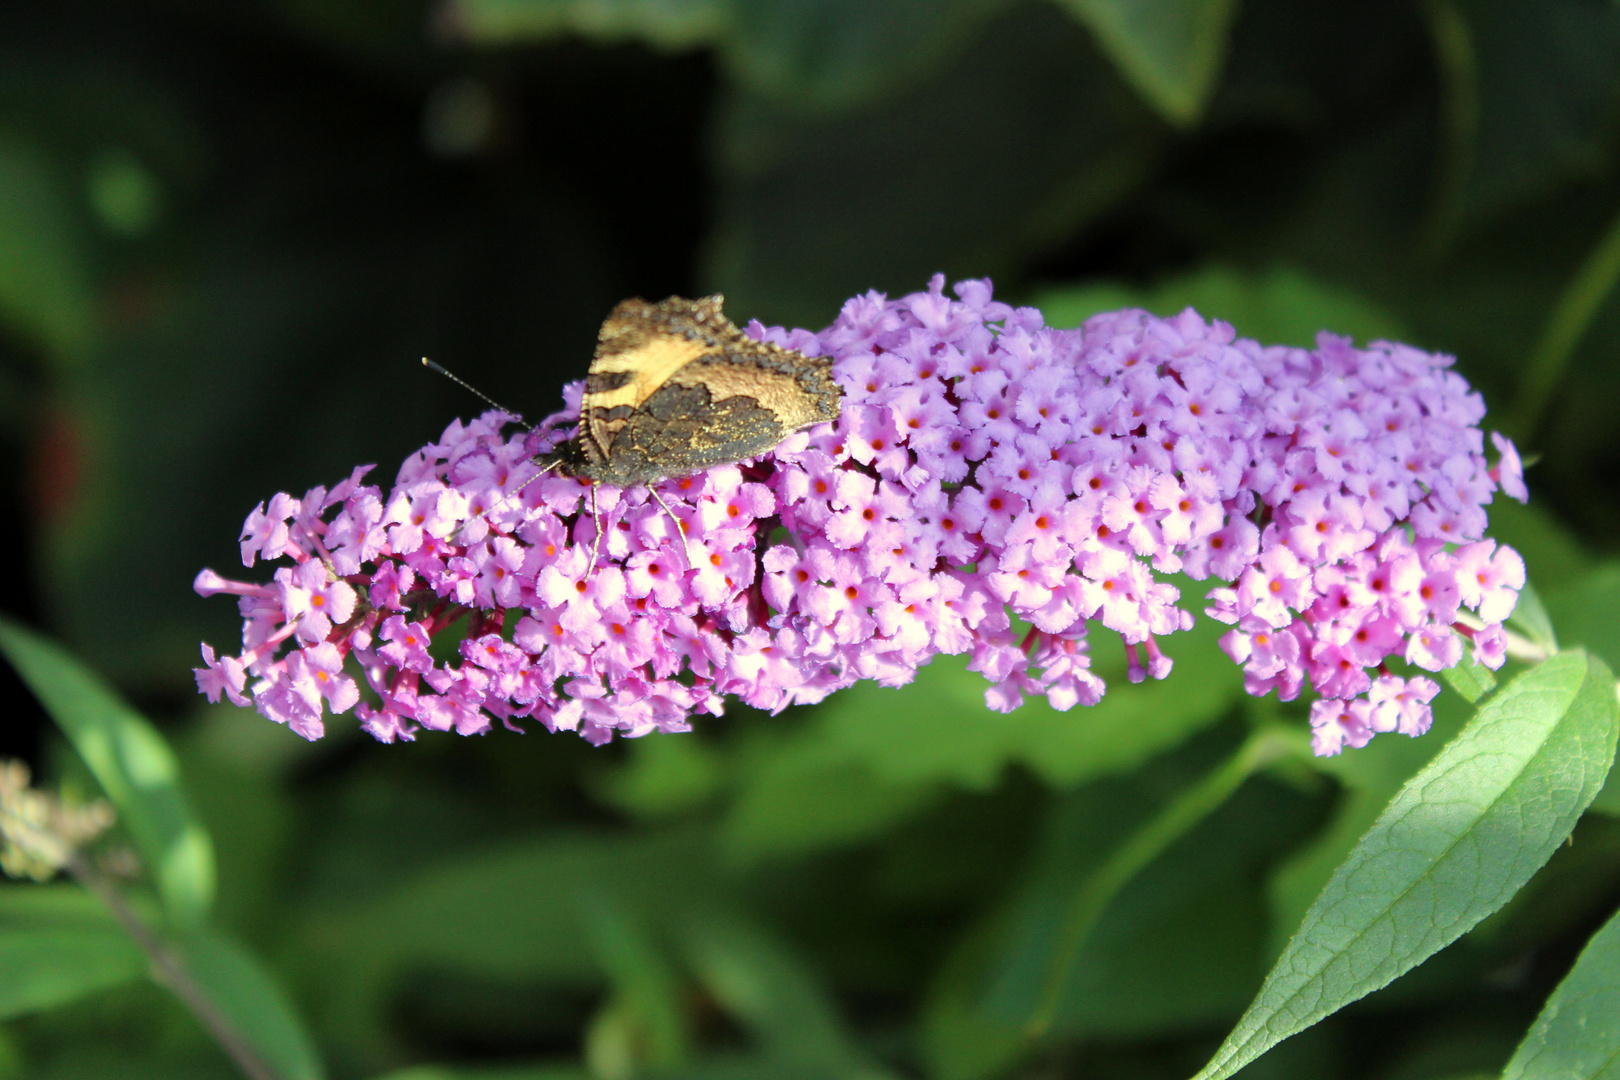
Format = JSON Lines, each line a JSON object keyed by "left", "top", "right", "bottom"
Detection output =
{"left": 1025, "top": 726, "right": 1301, "bottom": 1038}
{"left": 64, "top": 852, "right": 281, "bottom": 1080}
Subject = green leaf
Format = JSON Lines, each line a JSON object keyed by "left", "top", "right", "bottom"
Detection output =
{"left": 1443, "top": 650, "right": 1497, "bottom": 704}
{"left": 1501, "top": 902, "right": 1620, "bottom": 1080}
{"left": 294, "top": 831, "right": 719, "bottom": 1061}
{"left": 0, "top": 926, "right": 146, "bottom": 1019}
{"left": 371, "top": 1067, "right": 588, "bottom": 1080}
{"left": 85, "top": 148, "right": 162, "bottom": 237}
{"left": 1266, "top": 691, "right": 1472, "bottom": 956}
{"left": 578, "top": 890, "right": 690, "bottom": 1069}
{"left": 1050, "top": 0, "right": 1241, "bottom": 125}
{"left": 443, "top": 0, "right": 1008, "bottom": 111}
{"left": 303, "top": 832, "right": 884, "bottom": 1077}
{"left": 1544, "top": 568, "right": 1620, "bottom": 814}
{"left": 0, "top": 135, "right": 97, "bottom": 365}
{"left": 725, "top": 0, "right": 1012, "bottom": 110}
{"left": 180, "top": 929, "right": 325, "bottom": 1080}
{"left": 977, "top": 731, "right": 1305, "bottom": 1035}
{"left": 444, "top": 0, "right": 727, "bottom": 51}
{"left": 1192, "top": 651, "right": 1620, "bottom": 1080}
{"left": 675, "top": 916, "right": 875, "bottom": 1072}
{"left": 1467, "top": 816, "right": 1620, "bottom": 971}
{"left": 644, "top": 1062, "right": 887, "bottom": 1080}
{"left": 1033, "top": 264, "right": 1411, "bottom": 348}
{"left": 0, "top": 616, "right": 215, "bottom": 927}
{"left": 920, "top": 732, "right": 1317, "bottom": 1080}
{"left": 0, "top": 884, "right": 149, "bottom": 1019}
{"left": 598, "top": 733, "right": 725, "bottom": 820}
{"left": 723, "top": 611, "right": 1242, "bottom": 860}
{"left": 722, "top": 754, "right": 938, "bottom": 862}
{"left": 922, "top": 923, "right": 1029, "bottom": 1080}
{"left": 1510, "top": 581, "right": 1559, "bottom": 655}
{"left": 321, "top": 831, "right": 717, "bottom": 983}
{"left": 0, "top": 881, "right": 127, "bottom": 926}
{"left": 170, "top": 732, "right": 295, "bottom": 938}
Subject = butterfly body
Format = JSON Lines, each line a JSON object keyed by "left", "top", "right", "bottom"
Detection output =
{"left": 537, "top": 295, "right": 842, "bottom": 487}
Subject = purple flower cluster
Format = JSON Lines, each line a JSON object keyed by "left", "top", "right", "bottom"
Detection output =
{"left": 195, "top": 276, "right": 1527, "bottom": 754}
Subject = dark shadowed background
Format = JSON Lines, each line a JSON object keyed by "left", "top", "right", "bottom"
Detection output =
{"left": 3, "top": 1, "right": 1620, "bottom": 1078}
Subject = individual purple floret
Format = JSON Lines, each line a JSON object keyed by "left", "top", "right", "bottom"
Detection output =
{"left": 195, "top": 276, "right": 1527, "bottom": 753}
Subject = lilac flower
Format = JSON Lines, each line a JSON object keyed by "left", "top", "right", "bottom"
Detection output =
{"left": 196, "top": 277, "right": 1526, "bottom": 754}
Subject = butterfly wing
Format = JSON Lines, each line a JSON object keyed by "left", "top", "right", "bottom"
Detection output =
{"left": 573, "top": 295, "right": 841, "bottom": 486}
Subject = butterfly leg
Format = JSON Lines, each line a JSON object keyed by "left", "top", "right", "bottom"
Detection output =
{"left": 586, "top": 483, "right": 603, "bottom": 578}
{"left": 649, "top": 489, "right": 694, "bottom": 569}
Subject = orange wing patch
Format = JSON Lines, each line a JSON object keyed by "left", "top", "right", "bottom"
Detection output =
{"left": 584, "top": 334, "right": 712, "bottom": 413}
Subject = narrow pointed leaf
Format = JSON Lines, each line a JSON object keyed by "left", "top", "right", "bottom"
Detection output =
{"left": 1052, "top": 0, "right": 1240, "bottom": 125}
{"left": 371, "top": 1067, "right": 587, "bottom": 1080}
{"left": 0, "top": 926, "right": 146, "bottom": 1018}
{"left": 181, "top": 929, "right": 326, "bottom": 1080}
{"left": 1501, "top": 902, "right": 1620, "bottom": 1080}
{"left": 677, "top": 916, "right": 880, "bottom": 1074}
{"left": 1443, "top": 650, "right": 1497, "bottom": 704}
{"left": 1511, "top": 581, "right": 1559, "bottom": 653}
{"left": 578, "top": 889, "right": 691, "bottom": 1067}
{"left": 1193, "top": 650, "right": 1619, "bottom": 1080}
{"left": 443, "top": 0, "right": 1003, "bottom": 110}
{"left": 0, "top": 615, "right": 215, "bottom": 926}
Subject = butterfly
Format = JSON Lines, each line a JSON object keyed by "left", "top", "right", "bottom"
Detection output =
{"left": 537, "top": 294, "right": 841, "bottom": 485}
{"left": 537, "top": 294, "right": 843, "bottom": 571}
{"left": 431, "top": 295, "right": 842, "bottom": 571}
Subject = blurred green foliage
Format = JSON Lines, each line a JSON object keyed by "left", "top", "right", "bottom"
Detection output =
{"left": 5, "top": 0, "right": 1620, "bottom": 1078}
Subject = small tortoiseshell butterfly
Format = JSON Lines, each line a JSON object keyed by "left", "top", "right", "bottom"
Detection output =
{"left": 428, "top": 295, "right": 841, "bottom": 571}
{"left": 537, "top": 294, "right": 842, "bottom": 487}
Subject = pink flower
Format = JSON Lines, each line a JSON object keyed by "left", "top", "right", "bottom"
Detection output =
{"left": 374, "top": 617, "right": 435, "bottom": 673}
{"left": 276, "top": 560, "right": 357, "bottom": 643}
{"left": 1311, "top": 698, "right": 1376, "bottom": 756}
{"left": 1471, "top": 622, "right": 1508, "bottom": 670}
{"left": 1491, "top": 432, "right": 1529, "bottom": 503}
{"left": 196, "top": 276, "right": 1525, "bottom": 754}
{"left": 195, "top": 644, "right": 249, "bottom": 707}
{"left": 1369, "top": 675, "right": 1441, "bottom": 737}
{"left": 1454, "top": 540, "right": 1527, "bottom": 622}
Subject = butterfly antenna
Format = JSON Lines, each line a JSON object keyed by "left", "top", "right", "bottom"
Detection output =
{"left": 422, "top": 358, "right": 533, "bottom": 430}
{"left": 448, "top": 457, "right": 564, "bottom": 546}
